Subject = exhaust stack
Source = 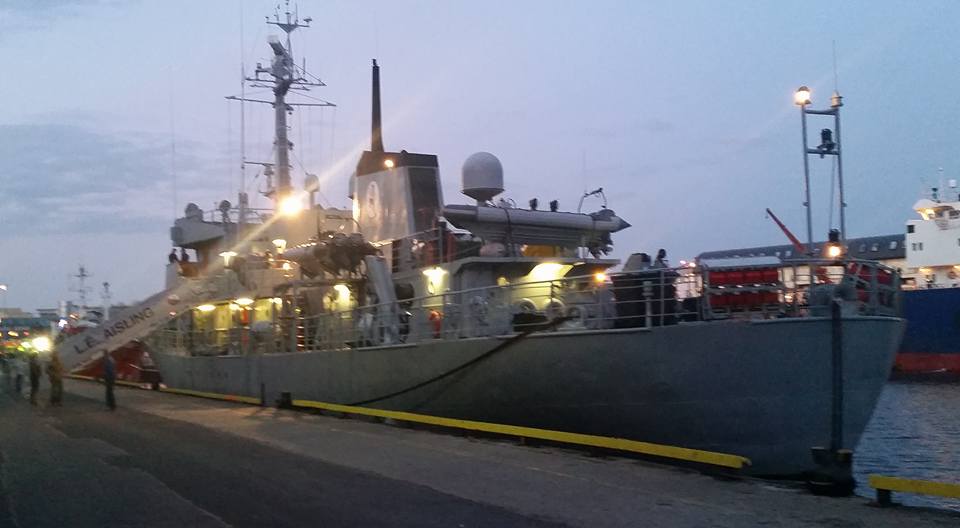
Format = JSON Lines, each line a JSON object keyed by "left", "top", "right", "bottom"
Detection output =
{"left": 371, "top": 59, "right": 384, "bottom": 152}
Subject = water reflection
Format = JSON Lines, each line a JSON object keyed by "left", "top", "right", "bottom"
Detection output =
{"left": 855, "top": 381, "right": 960, "bottom": 512}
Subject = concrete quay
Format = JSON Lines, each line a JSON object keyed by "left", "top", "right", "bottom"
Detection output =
{"left": 0, "top": 379, "right": 956, "bottom": 528}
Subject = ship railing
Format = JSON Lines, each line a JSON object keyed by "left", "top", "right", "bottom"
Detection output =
{"left": 151, "top": 258, "right": 901, "bottom": 355}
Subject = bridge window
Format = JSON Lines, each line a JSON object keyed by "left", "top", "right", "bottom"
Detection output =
{"left": 907, "top": 225, "right": 915, "bottom": 233}
{"left": 858, "top": 244, "right": 866, "bottom": 253}
{"left": 785, "top": 250, "right": 792, "bottom": 257}
{"left": 871, "top": 243, "right": 879, "bottom": 252}
{"left": 889, "top": 241, "right": 898, "bottom": 250}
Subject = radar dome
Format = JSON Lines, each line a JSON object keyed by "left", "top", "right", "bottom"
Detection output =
{"left": 462, "top": 152, "right": 504, "bottom": 202}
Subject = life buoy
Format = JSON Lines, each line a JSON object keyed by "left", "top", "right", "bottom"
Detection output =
{"left": 428, "top": 310, "right": 443, "bottom": 338}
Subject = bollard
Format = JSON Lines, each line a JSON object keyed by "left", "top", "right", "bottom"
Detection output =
{"left": 277, "top": 391, "right": 293, "bottom": 409}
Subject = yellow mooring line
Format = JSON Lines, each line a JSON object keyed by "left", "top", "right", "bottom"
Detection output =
{"left": 293, "top": 398, "right": 751, "bottom": 470}
{"left": 868, "top": 475, "right": 960, "bottom": 506}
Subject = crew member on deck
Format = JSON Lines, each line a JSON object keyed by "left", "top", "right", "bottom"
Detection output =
{"left": 653, "top": 249, "right": 668, "bottom": 269}
{"left": 168, "top": 249, "right": 179, "bottom": 264}
{"left": 180, "top": 248, "right": 190, "bottom": 263}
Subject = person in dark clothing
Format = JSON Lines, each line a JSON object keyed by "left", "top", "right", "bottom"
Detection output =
{"left": 180, "top": 248, "right": 190, "bottom": 262}
{"left": 653, "top": 248, "right": 668, "bottom": 268}
{"left": 47, "top": 352, "right": 63, "bottom": 406}
{"left": 168, "top": 249, "right": 179, "bottom": 264}
{"left": 28, "top": 354, "right": 41, "bottom": 405}
{"left": 102, "top": 353, "right": 116, "bottom": 410}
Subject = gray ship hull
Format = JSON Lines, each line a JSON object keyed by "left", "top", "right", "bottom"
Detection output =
{"left": 152, "top": 316, "right": 904, "bottom": 475}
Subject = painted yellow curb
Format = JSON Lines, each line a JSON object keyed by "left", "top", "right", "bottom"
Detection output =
{"left": 293, "top": 398, "right": 750, "bottom": 469}
{"left": 869, "top": 475, "right": 960, "bottom": 500}
{"left": 158, "top": 387, "right": 262, "bottom": 405}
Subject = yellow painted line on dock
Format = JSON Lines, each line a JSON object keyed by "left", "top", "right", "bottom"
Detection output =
{"left": 292, "top": 398, "right": 751, "bottom": 470}
{"left": 869, "top": 475, "right": 960, "bottom": 502}
{"left": 158, "top": 387, "right": 263, "bottom": 405}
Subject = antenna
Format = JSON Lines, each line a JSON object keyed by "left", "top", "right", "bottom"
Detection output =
{"left": 101, "top": 282, "right": 112, "bottom": 322}
{"left": 832, "top": 40, "right": 839, "bottom": 91}
{"left": 226, "top": 0, "right": 335, "bottom": 206}
{"left": 69, "top": 265, "right": 92, "bottom": 317}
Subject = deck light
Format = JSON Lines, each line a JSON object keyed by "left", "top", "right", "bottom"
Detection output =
{"left": 384, "top": 159, "right": 395, "bottom": 169}
{"left": 219, "top": 251, "right": 237, "bottom": 266}
{"left": 278, "top": 195, "right": 304, "bottom": 217}
{"left": 794, "top": 86, "right": 811, "bottom": 106}
{"left": 196, "top": 304, "right": 216, "bottom": 312}
{"left": 272, "top": 238, "right": 287, "bottom": 254}
{"left": 825, "top": 229, "right": 843, "bottom": 260}
{"left": 234, "top": 297, "right": 255, "bottom": 306}
{"left": 528, "top": 263, "right": 566, "bottom": 282}
{"left": 593, "top": 272, "right": 608, "bottom": 283}
{"left": 422, "top": 267, "right": 447, "bottom": 294}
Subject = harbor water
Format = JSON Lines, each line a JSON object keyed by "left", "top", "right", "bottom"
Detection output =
{"left": 855, "top": 380, "right": 960, "bottom": 511}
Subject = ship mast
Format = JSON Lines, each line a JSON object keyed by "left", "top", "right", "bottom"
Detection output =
{"left": 225, "top": 1, "right": 335, "bottom": 209}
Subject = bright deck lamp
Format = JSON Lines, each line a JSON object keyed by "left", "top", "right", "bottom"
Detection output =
{"left": 234, "top": 297, "right": 255, "bottom": 306}
{"left": 219, "top": 251, "right": 237, "bottom": 267}
{"left": 278, "top": 195, "right": 304, "bottom": 217}
{"left": 825, "top": 229, "right": 843, "bottom": 260}
{"left": 794, "top": 86, "right": 811, "bottom": 106}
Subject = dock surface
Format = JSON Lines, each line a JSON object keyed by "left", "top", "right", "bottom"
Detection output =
{"left": 0, "top": 380, "right": 957, "bottom": 528}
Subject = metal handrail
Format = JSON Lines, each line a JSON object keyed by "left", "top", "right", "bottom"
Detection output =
{"left": 151, "top": 258, "right": 902, "bottom": 356}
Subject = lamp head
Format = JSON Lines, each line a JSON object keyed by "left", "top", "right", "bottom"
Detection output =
{"left": 794, "top": 86, "right": 811, "bottom": 106}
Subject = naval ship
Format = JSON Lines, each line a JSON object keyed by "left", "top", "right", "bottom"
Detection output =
{"left": 56, "top": 6, "right": 905, "bottom": 476}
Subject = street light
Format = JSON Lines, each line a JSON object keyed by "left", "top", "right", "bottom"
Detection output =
{"left": 796, "top": 84, "right": 847, "bottom": 254}
{"left": 796, "top": 86, "right": 815, "bottom": 258}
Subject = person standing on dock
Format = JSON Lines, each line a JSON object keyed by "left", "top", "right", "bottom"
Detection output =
{"left": 13, "top": 352, "right": 26, "bottom": 396}
{"left": 102, "top": 353, "right": 116, "bottom": 410}
{"left": 28, "top": 353, "right": 41, "bottom": 405}
{"left": 47, "top": 352, "right": 64, "bottom": 406}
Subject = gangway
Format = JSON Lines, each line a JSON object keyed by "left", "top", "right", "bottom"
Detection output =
{"left": 57, "top": 275, "right": 224, "bottom": 372}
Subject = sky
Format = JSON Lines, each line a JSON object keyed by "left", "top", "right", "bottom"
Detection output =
{"left": 1, "top": 0, "right": 958, "bottom": 311}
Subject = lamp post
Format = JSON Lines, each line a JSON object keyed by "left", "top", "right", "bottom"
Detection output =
{"left": 795, "top": 86, "right": 814, "bottom": 257}
{"left": 796, "top": 86, "right": 847, "bottom": 245}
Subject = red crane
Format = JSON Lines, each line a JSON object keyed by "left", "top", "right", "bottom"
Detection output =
{"left": 765, "top": 208, "right": 832, "bottom": 283}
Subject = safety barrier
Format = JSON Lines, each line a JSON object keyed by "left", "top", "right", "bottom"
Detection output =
{"left": 868, "top": 474, "right": 960, "bottom": 506}
{"left": 147, "top": 258, "right": 901, "bottom": 356}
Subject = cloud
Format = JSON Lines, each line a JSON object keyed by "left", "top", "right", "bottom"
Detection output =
{"left": 0, "top": 123, "right": 223, "bottom": 235}
{"left": 0, "top": 0, "right": 122, "bottom": 37}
